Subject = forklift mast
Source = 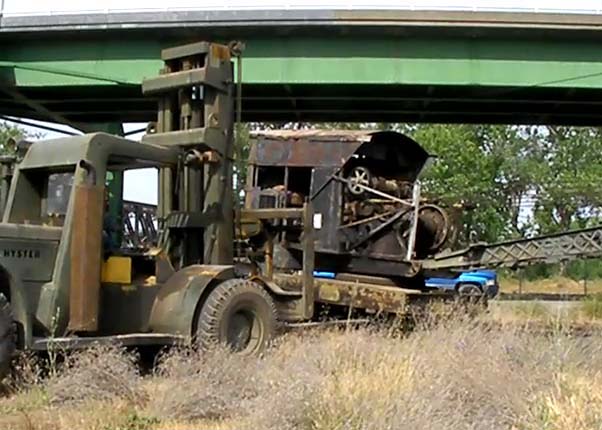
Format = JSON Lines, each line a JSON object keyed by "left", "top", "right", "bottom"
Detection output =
{"left": 142, "top": 42, "right": 235, "bottom": 269}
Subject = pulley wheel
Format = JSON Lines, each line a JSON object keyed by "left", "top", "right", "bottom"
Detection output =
{"left": 347, "top": 166, "right": 372, "bottom": 196}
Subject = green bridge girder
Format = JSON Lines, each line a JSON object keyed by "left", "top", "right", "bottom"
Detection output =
{"left": 3, "top": 10, "right": 602, "bottom": 125}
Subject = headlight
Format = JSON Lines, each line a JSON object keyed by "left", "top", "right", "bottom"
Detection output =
{"left": 485, "top": 279, "right": 496, "bottom": 287}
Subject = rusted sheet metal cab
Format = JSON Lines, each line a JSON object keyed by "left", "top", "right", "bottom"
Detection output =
{"left": 245, "top": 130, "right": 453, "bottom": 280}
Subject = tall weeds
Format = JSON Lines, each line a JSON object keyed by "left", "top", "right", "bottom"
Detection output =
{"left": 2, "top": 319, "right": 602, "bottom": 430}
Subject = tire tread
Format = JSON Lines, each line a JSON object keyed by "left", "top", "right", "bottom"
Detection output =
{"left": 197, "top": 279, "right": 277, "bottom": 352}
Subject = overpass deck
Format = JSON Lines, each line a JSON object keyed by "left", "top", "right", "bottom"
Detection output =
{"left": 2, "top": 10, "right": 602, "bottom": 126}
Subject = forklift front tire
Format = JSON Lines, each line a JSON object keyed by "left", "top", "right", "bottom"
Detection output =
{"left": 196, "top": 279, "right": 277, "bottom": 355}
{"left": 0, "top": 293, "right": 15, "bottom": 381}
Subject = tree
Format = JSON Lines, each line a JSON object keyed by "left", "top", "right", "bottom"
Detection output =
{"left": 0, "top": 121, "right": 24, "bottom": 155}
{"left": 532, "top": 126, "right": 602, "bottom": 233}
{"left": 474, "top": 125, "right": 545, "bottom": 237}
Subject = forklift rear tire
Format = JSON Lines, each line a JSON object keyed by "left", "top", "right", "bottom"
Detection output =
{"left": 0, "top": 293, "right": 15, "bottom": 381}
{"left": 196, "top": 279, "right": 277, "bottom": 355}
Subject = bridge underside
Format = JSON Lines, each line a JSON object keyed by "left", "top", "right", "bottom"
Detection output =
{"left": 3, "top": 84, "right": 602, "bottom": 125}
{"left": 3, "top": 11, "right": 602, "bottom": 126}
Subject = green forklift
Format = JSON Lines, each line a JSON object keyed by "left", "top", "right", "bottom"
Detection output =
{"left": 0, "top": 41, "right": 496, "bottom": 380}
{"left": 0, "top": 42, "right": 315, "bottom": 378}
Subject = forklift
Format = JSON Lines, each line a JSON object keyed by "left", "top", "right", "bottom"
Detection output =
{"left": 0, "top": 42, "right": 314, "bottom": 378}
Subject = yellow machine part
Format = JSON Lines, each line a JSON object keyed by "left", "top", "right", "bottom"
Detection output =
{"left": 235, "top": 213, "right": 263, "bottom": 239}
{"left": 101, "top": 256, "right": 132, "bottom": 284}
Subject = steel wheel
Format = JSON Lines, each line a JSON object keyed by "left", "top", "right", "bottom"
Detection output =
{"left": 347, "top": 166, "right": 372, "bottom": 196}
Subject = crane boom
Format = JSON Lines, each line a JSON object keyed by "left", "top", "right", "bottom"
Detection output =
{"left": 422, "top": 225, "right": 602, "bottom": 271}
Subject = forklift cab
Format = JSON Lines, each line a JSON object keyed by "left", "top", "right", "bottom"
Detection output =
{"left": 0, "top": 132, "right": 178, "bottom": 337}
{"left": 39, "top": 165, "right": 146, "bottom": 252}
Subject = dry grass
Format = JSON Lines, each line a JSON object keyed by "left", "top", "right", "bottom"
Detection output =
{"left": 581, "top": 294, "right": 602, "bottom": 319}
{"left": 1, "top": 352, "right": 44, "bottom": 395}
{"left": 2, "top": 319, "right": 602, "bottom": 430}
{"left": 489, "top": 296, "right": 602, "bottom": 326}
{"left": 146, "top": 346, "right": 261, "bottom": 422}
{"left": 500, "top": 276, "right": 602, "bottom": 295}
{"left": 46, "top": 343, "right": 143, "bottom": 406}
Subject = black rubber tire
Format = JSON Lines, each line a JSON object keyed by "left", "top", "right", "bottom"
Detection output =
{"left": 0, "top": 293, "right": 15, "bottom": 381}
{"left": 196, "top": 279, "right": 277, "bottom": 355}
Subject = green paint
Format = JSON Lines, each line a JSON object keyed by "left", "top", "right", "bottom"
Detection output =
{"left": 0, "top": 62, "right": 134, "bottom": 85}
{"left": 4, "top": 37, "right": 602, "bottom": 89}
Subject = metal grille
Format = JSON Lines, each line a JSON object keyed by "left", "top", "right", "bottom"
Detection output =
{"left": 122, "top": 200, "right": 157, "bottom": 249}
{"left": 480, "top": 226, "right": 602, "bottom": 268}
{"left": 424, "top": 225, "right": 602, "bottom": 271}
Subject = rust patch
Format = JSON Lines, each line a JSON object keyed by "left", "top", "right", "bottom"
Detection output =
{"left": 273, "top": 273, "right": 411, "bottom": 314}
{"left": 316, "top": 281, "right": 409, "bottom": 314}
{"left": 251, "top": 129, "right": 375, "bottom": 141}
{"left": 69, "top": 184, "right": 104, "bottom": 332}
{"left": 250, "top": 139, "right": 362, "bottom": 168}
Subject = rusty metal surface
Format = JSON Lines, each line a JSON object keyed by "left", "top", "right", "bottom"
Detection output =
{"left": 148, "top": 41, "right": 235, "bottom": 268}
{"left": 149, "top": 265, "right": 235, "bottom": 336}
{"left": 316, "top": 280, "right": 409, "bottom": 314}
{"left": 142, "top": 68, "right": 227, "bottom": 94}
{"left": 317, "top": 277, "right": 410, "bottom": 314}
{"left": 271, "top": 272, "right": 446, "bottom": 315}
{"left": 161, "top": 41, "right": 212, "bottom": 61}
{"left": 142, "top": 128, "right": 227, "bottom": 156}
{"left": 240, "top": 207, "right": 305, "bottom": 220}
{"left": 301, "top": 203, "right": 315, "bottom": 319}
{"left": 425, "top": 225, "right": 602, "bottom": 270}
{"left": 251, "top": 130, "right": 376, "bottom": 141}
{"left": 69, "top": 184, "right": 104, "bottom": 332}
{"left": 246, "top": 128, "right": 455, "bottom": 282}
{"left": 32, "top": 333, "right": 186, "bottom": 351}
{"left": 249, "top": 137, "right": 362, "bottom": 168}
{"left": 249, "top": 130, "right": 429, "bottom": 169}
